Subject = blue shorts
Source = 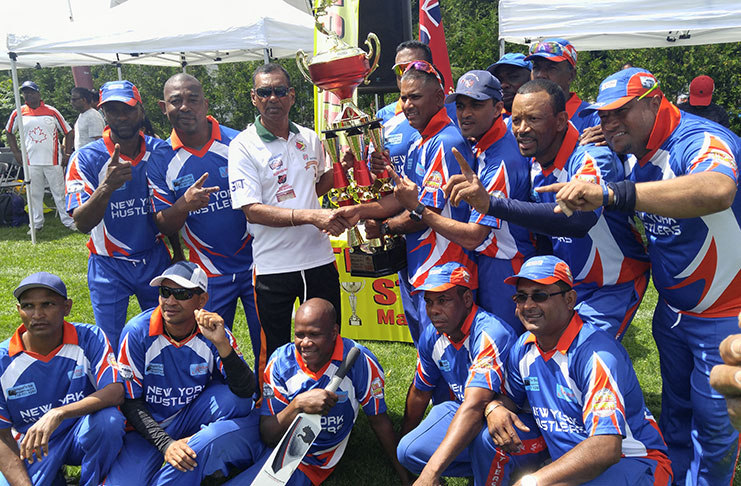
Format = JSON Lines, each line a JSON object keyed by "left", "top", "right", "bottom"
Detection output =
{"left": 88, "top": 243, "right": 171, "bottom": 347}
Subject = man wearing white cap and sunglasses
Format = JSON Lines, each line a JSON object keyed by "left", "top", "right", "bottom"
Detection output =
{"left": 104, "top": 261, "right": 263, "bottom": 486}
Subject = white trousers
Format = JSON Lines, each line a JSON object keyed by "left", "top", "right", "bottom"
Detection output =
{"left": 28, "top": 164, "right": 74, "bottom": 228}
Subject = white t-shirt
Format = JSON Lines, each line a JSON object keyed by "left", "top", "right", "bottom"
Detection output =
{"left": 74, "top": 108, "right": 105, "bottom": 150}
{"left": 228, "top": 118, "right": 334, "bottom": 275}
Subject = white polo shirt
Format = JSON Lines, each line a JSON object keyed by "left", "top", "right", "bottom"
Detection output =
{"left": 228, "top": 117, "right": 334, "bottom": 275}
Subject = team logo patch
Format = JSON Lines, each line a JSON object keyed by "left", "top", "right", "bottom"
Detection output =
{"left": 7, "top": 383, "right": 37, "bottom": 400}
{"left": 370, "top": 377, "right": 384, "bottom": 399}
{"left": 66, "top": 180, "right": 85, "bottom": 194}
{"left": 277, "top": 174, "right": 287, "bottom": 184}
{"left": 574, "top": 173, "right": 598, "bottom": 184}
{"left": 145, "top": 363, "right": 164, "bottom": 376}
{"left": 173, "top": 173, "right": 196, "bottom": 190}
{"left": 336, "top": 390, "right": 349, "bottom": 403}
{"left": 268, "top": 156, "right": 283, "bottom": 170}
{"left": 262, "top": 383, "right": 274, "bottom": 399}
{"left": 600, "top": 79, "right": 618, "bottom": 91}
{"left": 219, "top": 166, "right": 228, "bottom": 178}
{"left": 461, "top": 74, "right": 478, "bottom": 88}
{"left": 118, "top": 364, "right": 134, "bottom": 380}
{"left": 424, "top": 171, "right": 443, "bottom": 190}
{"left": 592, "top": 388, "right": 617, "bottom": 417}
{"left": 524, "top": 376, "right": 540, "bottom": 392}
{"left": 556, "top": 384, "right": 576, "bottom": 403}
{"left": 490, "top": 190, "right": 505, "bottom": 199}
{"left": 107, "top": 352, "right": 117, "bottom": 368}
{"left": 190, "top": 362, "right": 208, "bottom": 376}
{"left": 68, "top": 365, "right": 85, "bottom": 380}
{"left": 639, "top": 76, "right": 656, "bottom": 89}
{"left": 472, "top": 356, "right": 494, "bottom": 372}
{"left": 437, "top": 359, "right": 452, "bottom": 372}
{"left": 295, "top": 140, "right": 306, "bottom": 151}
{"left": 708, "top": 148, "right": 736, "bottom": 169}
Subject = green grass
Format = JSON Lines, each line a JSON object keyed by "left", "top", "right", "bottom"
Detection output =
{"left": 0, "top": 213, "right": 738, "bottom": 485}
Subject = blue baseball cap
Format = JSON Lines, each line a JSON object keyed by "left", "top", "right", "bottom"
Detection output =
{"left": 98, "top": 80, "right": 142, "bottom": 108}
{"left": 150, "top": 261, "right": 208, "bottom": 292}
{"left": 504, "top": 256, "right": 573, "bottom": 287}
{"left": 580, "top": 68, "right": 662, "bottom": 117}
{"left": 20, "top": 80, "right": 39, "bottom": 92}
{"left": 486, "top": 53, "right": 532, "bottom": 74}
{"left": 414, "top": 262, "right": 478, "bottom": 293}
{"left": 525, "top": 38, "right": 578, "bottom": 67}
{"left": 445, "top": 70, "right": 503, "bottom": 103}
{"left": 14, "top": 272, "right": 68, "bottom": 300}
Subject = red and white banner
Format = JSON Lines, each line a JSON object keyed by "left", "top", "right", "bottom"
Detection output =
{"left": 419, "top": 0, "right": 454, "bottom": 93}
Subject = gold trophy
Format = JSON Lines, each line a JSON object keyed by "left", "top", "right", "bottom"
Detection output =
{"left": 340, "top": 281, "right": 365, "bottom": 326}
{"left": 297, "top": 0, "right": 406, "bottom": 278}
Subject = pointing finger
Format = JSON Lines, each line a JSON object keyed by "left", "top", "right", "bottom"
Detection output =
{"left": 111, "top": 144, "right": 121, "bottom": 165}
{"left": 452, "top": 147, "right": 474, "bottom": 181}
{"left": 203, "top": 186, "right": 221, "bottom": 195}
{"left": 193, "top": 172, "right": 209, "bottom": 188}
{"left": 385, "top": 164, "right": 402, "bottom": 185}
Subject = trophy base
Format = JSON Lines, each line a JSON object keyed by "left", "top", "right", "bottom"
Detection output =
{"left": 349, "top": 240, "right": 407, "bottom": 278}
{"left": 348, "top": 315, "right": 362, "bottom": 326}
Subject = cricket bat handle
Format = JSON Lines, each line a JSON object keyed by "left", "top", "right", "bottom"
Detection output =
{"left": 326, "top": 347, "right": 360, "bottom": 393}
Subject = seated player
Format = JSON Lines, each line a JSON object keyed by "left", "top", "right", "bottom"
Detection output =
{"left": 223, "top": 298, "right": 410, "bottom": 485}
{"left": 483, "top": 256, "right": 672, "bottom": 486}
{"left": 104, "top": 261, "right": 260, "bottom": 486}
{"left": 397, "top": 263, "right": 546, "bottom": 486}
{"left": 0, "top": 272, "right": 124, "bottom": 486}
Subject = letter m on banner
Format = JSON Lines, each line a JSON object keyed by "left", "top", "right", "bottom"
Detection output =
{"left": 419, "top": 0, "right": 454, "bottom": 93}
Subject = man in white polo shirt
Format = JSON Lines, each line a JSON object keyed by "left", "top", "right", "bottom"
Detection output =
{"left": 228, "top": 63, "right": 351, "bottom": 377}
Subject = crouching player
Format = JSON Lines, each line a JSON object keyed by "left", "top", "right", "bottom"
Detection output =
{"left": 0, "top": 272, "right": 124, "bottom": 486}
{"left": 398, "top": 262, "right": 547, "bottom": 485}
{"left": 483, "top": 256, "right": 672, "bottom": 486}
{"left": 104, "top": 261, "right": 262, "bottom": 485}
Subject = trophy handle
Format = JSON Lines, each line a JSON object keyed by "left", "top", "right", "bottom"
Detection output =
{"left": 295, "top": 50, "right": 314, "bottom": 86}
{"left": 363, "top": 33, "right": 381, "bottom": 85}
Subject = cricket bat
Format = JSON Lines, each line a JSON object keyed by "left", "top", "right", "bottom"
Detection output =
{"left": 252, "top": 346, "right": 361, "bottom": 485}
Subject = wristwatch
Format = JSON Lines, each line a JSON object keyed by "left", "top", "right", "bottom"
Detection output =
{"left": 409, "top": 203, "right": 425, "bottom": 222}
{"left": 380, "top": 220, "right": 391, "bottom": 237}
{"left": 520, "top": 475, "right": 538, "bottom": 486}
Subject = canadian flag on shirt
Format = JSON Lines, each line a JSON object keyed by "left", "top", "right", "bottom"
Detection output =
{"left": 419, "top": 0, "right": 454, "bottom": 93}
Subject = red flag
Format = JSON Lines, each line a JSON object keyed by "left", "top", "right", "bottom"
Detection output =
{"left": 419, "top": 0, "right": 454, "bottom": 93}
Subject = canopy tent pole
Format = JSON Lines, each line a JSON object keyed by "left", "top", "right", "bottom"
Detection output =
{"left": 9, "top": 53, "right": 37, "bottom": 244}
{"left": 263, "top": 48, "right": 270, "bottom": 64}
{"left": 116, "top": 54, "right": 122, "bottom": 79}
{"left": 499, "top": 38, "right": 505, "bottom": 58}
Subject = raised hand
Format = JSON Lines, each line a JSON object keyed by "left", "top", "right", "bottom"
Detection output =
{"left": 194, "top": 309, "right": 227, "bottom": 347}
{"left": 443, "top": 148, "right": 490, "bottom": 214}
{"left": 181, "top": 173, "right": 220, "bottom": 212}
{"left": 386, "top": 164, "right": 421, "bottom": 211}
{"left": 370, "top": 149, "right": 392, "bottom": 176}
{"left": 102, "top": 144, "right": 132, "bottom": 191}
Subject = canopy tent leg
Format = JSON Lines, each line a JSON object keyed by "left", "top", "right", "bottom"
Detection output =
{"left": 8, "top": 53, "right": 37, "bottom": 244}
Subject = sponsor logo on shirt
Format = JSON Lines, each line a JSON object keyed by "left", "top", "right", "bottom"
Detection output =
{"left": 7, "top": 383, "right": 37, "bottom": 400}
{"left": 66, "top": 180, "right": 85, "bottom": 194}
{"left": 190, "top": 362, "right": 208, "bottom": 376}
{"left": 472, "top": 356, "right": 494, "bottom": 371}
{"left": 424, "top": 171, "right": 443, "bottom": 190}
{"left": 118, "top": 363, "right": 134, "bottom": 380}
{"left": 263, "top": 383, "right": 274, "bottom": 399}
{"left": 525, "top": 376, "right": 540, "bottom": 392}
{"left": 276, "top": 185, "right": 296, "bottom": 202}
{"left": 438, "top": 359, "right": 452, "bottom": 372}
{"left": 268, "top": 156, "right": 283, "bottom": 170}
{"left": 277, "top": 174, "right": 287, "bottom": 184}
{"left": 592, "top": 388, "right": 617, "bottom": 417}
{"left": 386, "top": 133, "right": 403, "bottom": 145}
{"left": 219, "top": 166, "right": 228, "bottom": 178}
{"left": 371, "top": 377, "right": 384, "bottom": 399}
{"left": 145, "top": 363, "right": 164, "bottom": 376}
{"left": 173, "top": 173, "right": 196, "bottom": 190}
{"left": 68, "top": 364, "right": 85, "bottom": 380}
{"left": 556, "top": 384, "right": 576, "bottom": 404}
{"left": 336, "top": 390, "right": 348, "bottom": 403}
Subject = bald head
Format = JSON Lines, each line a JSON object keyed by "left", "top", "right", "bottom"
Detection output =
{"left": 295, "top": 298, "right": 337, "bottom": 332}
{"left": 159, "top": 73, "right": 210, "bottom": 142}
{"left": 163, "top": 73, "right": 203, "bottom": 96}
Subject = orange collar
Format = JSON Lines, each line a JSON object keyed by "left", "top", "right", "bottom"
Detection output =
{"left": 442, "top": 304, "right": 478, "bottom": 349}
{"left": 169, "top": 115, "right": 222, "bottom": 157}
{"left": 540, "top": 123, "right": 579, "bottom": 177}
{"left": 103, "top": 126, "right": 147, "bottom": 167}
{"left": 420, "top": 107, "right": 453, "bottom": 145}
{"left": 148, "top": 306, "right": 200, "bottom": 346}
{"left": 9, "top": 321, "right": 78, "bottom": 359}
{"left": 565, "top": 92, "right": 582, "bottom": 120}
{"left": 637, "top": 97, "right": 682, "bottom": 166}
{"left": 524, "top": 313, "right": 583, "bottom": 361}
{"left": 295, "top": 334, "right": 345, "bottom": 381}
{"left": 474, "top": 117, "right": 507, "bottom": 158}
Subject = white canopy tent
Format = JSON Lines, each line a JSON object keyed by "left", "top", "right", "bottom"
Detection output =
{"left": 5, "top": 0, "right": 316, "bottom": 242}
{"left": 499, "top": 0, "right": 741, "bottom": 51}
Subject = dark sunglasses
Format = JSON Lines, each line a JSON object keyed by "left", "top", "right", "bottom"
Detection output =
{"left": 254, "top": 86, "right": 290, "bottom": 99}
{"left": 512, "top": 289, "right": 569, "bottom": 304}
{"left": 159, "top": 286, "right": 201, "bottom": 301}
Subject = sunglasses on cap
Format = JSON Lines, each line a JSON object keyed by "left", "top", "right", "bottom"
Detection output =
{"left": 529, "top": 40, "right": 576, "bottom": 64}
{"left": 254, "top": 86, "right": 290, "bottom": 99}
{"left": 636, "top": 80, "right": 660, "bottom": 101}
{"left": 403, "top": 61, "right": 444, "bottom": 88}
{"left": 512, "top": 289, "right": 569, "bottom": 304}
{"left": 159, "top": 286, "right": 202, "bottom": 301}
